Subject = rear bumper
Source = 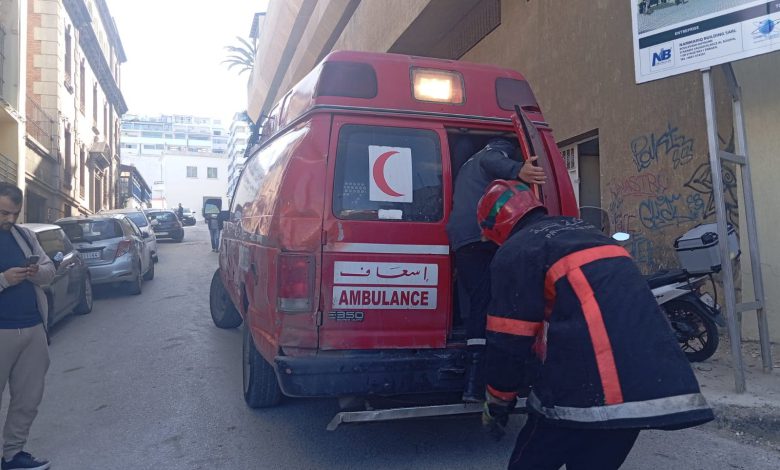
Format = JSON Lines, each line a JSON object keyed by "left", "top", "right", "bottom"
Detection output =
{"left": 274, "top": 348, "right": 467, "bottom": 398}
{"left": 87, "top": 255, "right": 135, "bottom": 284}
{"left": 153, "top": 228, "right": 184, "bottom": 239}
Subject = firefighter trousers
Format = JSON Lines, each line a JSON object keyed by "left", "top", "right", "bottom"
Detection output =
{"left": 508, "top": 414, "right": 640, "bottom": 470}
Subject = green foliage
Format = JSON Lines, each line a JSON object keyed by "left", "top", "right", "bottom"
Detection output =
{"left": 222, "top": 36, "right": 257, "bottom": 75}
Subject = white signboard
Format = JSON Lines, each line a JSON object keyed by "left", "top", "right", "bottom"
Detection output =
{"left": 334, "top": 262, "right": 438, "bottom": 286}
{"left": 333, "top": 287, "right": 437, "bottom": 309}
{"left": 368, "top": 145, "right": 413, "bottom": 203}
{"left": 632, "top": 0, "right": 780, "bottom": 83}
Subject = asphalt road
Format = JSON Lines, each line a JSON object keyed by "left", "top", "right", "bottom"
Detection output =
{"left": 4, "top": 223, "right": 779, "bottom": 469}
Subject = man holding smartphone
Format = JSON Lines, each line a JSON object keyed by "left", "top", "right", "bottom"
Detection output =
{"left": 0, "top": 182, "right": 55, "bottom": 470}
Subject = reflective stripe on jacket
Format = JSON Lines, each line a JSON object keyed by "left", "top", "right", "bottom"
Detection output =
{"left": 484, "top": 215, "right": 714, "bottom": 430}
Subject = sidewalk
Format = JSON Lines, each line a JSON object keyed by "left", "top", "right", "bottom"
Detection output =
{"left": 694, "top": 338, "right": 780, "bottom": 450}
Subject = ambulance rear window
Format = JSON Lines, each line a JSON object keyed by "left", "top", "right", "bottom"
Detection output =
{"left": 333, "top": 125, "right": 442, "bottom": 222}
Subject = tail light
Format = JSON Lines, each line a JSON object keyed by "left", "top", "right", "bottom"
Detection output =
{"left": 277, "top": 253, "right": 314, "bottom": 313}
{"left": 115, "top": 239, "right": 133, "bottom": 258}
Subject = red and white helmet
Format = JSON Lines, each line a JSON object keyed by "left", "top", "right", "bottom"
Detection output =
{"left": 477, "top": 180, "right": 546, "bottom": 245}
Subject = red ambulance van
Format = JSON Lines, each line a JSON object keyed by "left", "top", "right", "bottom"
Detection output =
{"left": 208, "top": 51, "right": 577, "bottom": 417}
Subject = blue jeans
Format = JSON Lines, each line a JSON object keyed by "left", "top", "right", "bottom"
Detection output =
{"left": 209, "top": 228, "right": 220, "bottom": 250}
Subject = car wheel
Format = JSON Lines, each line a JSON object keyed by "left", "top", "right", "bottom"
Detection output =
{"left": 143, "top": 256, "right": 155, "bottom": 281}
{"left": 209, "top": 269, "right": 242, "bottom": 329}
{"left": 243, "top": 324, "right": 282, "bottom": 408}
{"left": 127, "top": 262, "right": 143, "bottom": 295}
{"left": 175, "top": 234, "right": 184, "bottom": 243}
{"left": 74, "top": 276, "right": 93, "bottom": 315}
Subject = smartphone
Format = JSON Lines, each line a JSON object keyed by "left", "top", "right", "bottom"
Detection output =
{"left": 25, "top": 255, "right": 40, "bottom": 266}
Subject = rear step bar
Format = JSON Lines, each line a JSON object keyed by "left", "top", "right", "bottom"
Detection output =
{"left": 327, "top": 398, "right": 527, "bottom": 431}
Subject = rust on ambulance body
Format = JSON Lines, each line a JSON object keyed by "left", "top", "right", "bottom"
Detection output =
{"left": 213, "top": 50, "right": 577, "bottom": 405}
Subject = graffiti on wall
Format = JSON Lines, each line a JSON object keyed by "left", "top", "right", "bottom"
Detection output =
{"left": 684, "top": 163, "right": 739, "bottom": 228}
{"left": 607, "top": 171, "right": 670, "bottom": 234}
{"left": 606, "top": 123, "right": 740, "bottom": 274}
{"left": 637, "top": 192, "right": 705, "bottom": 231}
{"left": 630, "top": 123, "right": 695, "bottom": 173}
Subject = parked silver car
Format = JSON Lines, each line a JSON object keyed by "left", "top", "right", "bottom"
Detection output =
{"left": 100, "top": 208, "right": 159, "bottom": 262}
{"left": 56, "top": 214, "right": 155, "bottom": 295}
{"left": 20, "top": 223, "right": 93, "bottom": 328}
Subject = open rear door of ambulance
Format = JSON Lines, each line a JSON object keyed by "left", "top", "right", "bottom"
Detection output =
{"left": 320, "top": 117, "right": 452, "bottom": 351}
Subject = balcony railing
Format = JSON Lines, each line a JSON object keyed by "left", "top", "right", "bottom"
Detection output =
{"left": 26, "top": 95, "right": 59, "bottom": 159}
{"left": 0, "top": 151, "right": 17, "bottom": 184}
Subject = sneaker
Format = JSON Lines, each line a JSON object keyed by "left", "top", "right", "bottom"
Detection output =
{"left": 1, "top": 452, "right": 50, "bottom": 470}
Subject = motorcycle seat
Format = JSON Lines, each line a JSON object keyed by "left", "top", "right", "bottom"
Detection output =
{"left": 644, "top": 269, "right": 689, "bottom": 289}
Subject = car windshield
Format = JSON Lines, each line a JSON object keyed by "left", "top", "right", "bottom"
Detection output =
{"left": 147, "top": 211, "right": 176, "bottom": 222}
{"left": 59, "top": 220, "right": 122, "bottom": 242}
{"left": 125, "top": 212, "right": 149, "bottom": 227}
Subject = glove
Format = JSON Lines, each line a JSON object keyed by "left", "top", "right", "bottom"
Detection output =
{"left": 481, "top": 392, "right": 517, "bottom": 441}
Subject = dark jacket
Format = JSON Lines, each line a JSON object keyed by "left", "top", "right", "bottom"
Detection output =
{"left": 0, "top": 225, "right": 56, "bottom": 327}
{"left": 446, "top": 139, "right": 523, "bottom": 251}
{"left": 484, "top": 215, "right": 714, "bottom": 430}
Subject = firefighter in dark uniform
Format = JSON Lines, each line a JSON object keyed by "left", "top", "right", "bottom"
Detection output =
{"left": 447, "top": 137, "right": 546, "bottom": 402}
{"left": 476, "top": 180, "right": 714, "bottom": 470}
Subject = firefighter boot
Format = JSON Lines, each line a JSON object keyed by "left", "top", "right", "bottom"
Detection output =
{"left": 462, "top": 348, "right": 486, "bottom": 402}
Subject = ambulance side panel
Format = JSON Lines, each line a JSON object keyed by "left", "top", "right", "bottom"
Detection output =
{"left": 222, "top": 116, "right": 329, "bottom": 362}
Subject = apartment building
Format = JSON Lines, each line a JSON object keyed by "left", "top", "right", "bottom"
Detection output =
{"left": 119, "top": 113, "right": 229, "bottom": 217}
{"left": 226, "top": 111, "right": 250, "bottom": 199}
{"left": 0, "top": 0, "right": 27, "bottom": 189}
{"left": 24, "top": 0, "right": 127, "bottom": 222}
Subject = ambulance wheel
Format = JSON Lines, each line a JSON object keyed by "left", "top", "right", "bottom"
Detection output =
{"left": 209, "top": 270, "right": 242, "bottom": 329}
{"left": 242, "top": 324, "right": 282, "bottom": 408}
{"left": 664, "top": 299, "right": 719, "bottom": 362}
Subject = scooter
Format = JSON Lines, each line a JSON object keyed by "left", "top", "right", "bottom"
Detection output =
{"left": 646, "top": 269, "right": 725, "bottom": 362}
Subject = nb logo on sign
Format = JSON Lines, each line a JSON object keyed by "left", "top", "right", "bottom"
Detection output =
{"left": 652, "top": 48, "right": 672, "bottom": 66}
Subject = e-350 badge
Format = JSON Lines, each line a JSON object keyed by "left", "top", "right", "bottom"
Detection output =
{"left": 328, "top": 311, "right": 365, "bottom": 322}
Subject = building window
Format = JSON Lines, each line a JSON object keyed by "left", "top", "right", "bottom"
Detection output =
{"left": 0, "top": 26, "right": 5, "bottom": 96}
{"left": 92, "top": 82, "right": 98, "bottom": 126}
{"left": 64, "top": 25, "right": 72, "bottom": 90}
{"left": 561, "top": 146, "right": 577, "bottom": 172}
{"left": 207, "top": 167, "right": 218, "bottom": 179}
{"left": 79, "top": 146, "right": 86, "bottom": 197}
{"left": 64, "top": 126, "right": 72, "bottom": 187}
{"left": 186, "top": 166, "right": 198, "bottom": 178}
{"left": 79, "top": 59, "right": 86, "bottom": 114}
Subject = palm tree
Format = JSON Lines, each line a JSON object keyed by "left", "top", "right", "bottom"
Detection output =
{"left": 222, "top": 37, "right": 257, "bottom": 75}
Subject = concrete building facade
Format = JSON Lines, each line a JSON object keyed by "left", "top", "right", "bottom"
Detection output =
{"left": 120, "top": 113, "right": 230, "bottom": 219}
{"left": 247, "top": 0, "right": 779, "bottom": 341}
{"left": 226, "top": 112, "right": 250, "bottom": 199}
{"left": 24, "top": 0, "right": 127, "bottom": 222}
{"left": 0, "top": 0, "right": 28, "bottom": 190}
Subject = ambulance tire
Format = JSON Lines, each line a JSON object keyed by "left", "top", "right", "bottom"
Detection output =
{"left": 209, "top": 270, "right": 242, "bottom": 329}
{"left": 243, "top": 324, "right": 282, "bottom": 408}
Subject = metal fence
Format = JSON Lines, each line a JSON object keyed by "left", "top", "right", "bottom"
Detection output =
{"left": 26, "top": 95, "right": 59, "bottom": 158}
{"left": 0, "top": 151, "right": 17, "bottom": 184}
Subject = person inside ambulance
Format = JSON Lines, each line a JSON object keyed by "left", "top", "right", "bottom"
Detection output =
{"left": 476, "top": 180, "right": 714, "bottom": 469}
{"left": 446, "top": 137, "right": 546, "bottom": 402}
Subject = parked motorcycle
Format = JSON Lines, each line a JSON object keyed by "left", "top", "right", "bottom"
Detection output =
{"left": 611, "top": 231, "right": 724, "bottom": 362}
{"left": 646, "top": 269, "right": 725, "bottom": 362}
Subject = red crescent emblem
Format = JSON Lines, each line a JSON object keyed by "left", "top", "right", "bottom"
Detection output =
{"left": 372, "top": 150, "right": 404, "bottom": 197}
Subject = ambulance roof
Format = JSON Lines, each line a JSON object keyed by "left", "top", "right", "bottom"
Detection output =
{"left": 259, "top": 51, "right": 539, "bottom": 143}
